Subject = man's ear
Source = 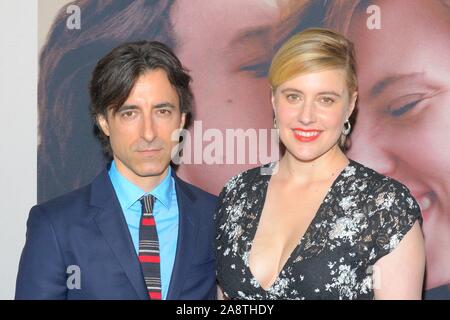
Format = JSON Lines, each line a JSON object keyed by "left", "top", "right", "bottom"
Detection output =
{"left": 96, "top": 114, "right": 110, "bottom": 137}
{"left": 179, "top": 113, "right": 186, "bottom": 129}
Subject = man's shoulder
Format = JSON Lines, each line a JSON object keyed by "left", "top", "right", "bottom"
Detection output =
{"left": 173, "top": 175, "right": 218, "bottom": 205}
{"left": 31, "top": 183, "right": 93, "bottom": 223}
{"left": 34, "top": 169, "right": 113, "bottom": 218}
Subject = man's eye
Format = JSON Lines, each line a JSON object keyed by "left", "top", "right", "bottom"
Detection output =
{"left": 157, "top": 109, "right": 171, "bottom": 116}
{"left": 389, "top": 99, "right": 422, "bottom": 117}
{"left": 121, "top": 111, "right": 136, "bottom": 118}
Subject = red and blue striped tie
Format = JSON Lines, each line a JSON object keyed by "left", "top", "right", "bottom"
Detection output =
{"left": 139, "top": 195, "right": 162, "bottom": 300}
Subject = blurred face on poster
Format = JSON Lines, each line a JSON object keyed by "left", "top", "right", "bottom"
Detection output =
{"left": 345, "top": 0, "right": 450, "bottom": 290}
{"left": 39, "top": 0, "right": 286, "bottom": 201}
{"left": 171, "top": 0, "right": 280, "bottom": 195}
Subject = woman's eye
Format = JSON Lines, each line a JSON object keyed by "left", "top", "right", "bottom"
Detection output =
{"left": 239, "top": 61, "right": 270, "bottom": 78}
{"left": 286, "top": 94, "right": 301, "bottom": 102}
{"left": 389, "top": 99, "right": 422, "bottom": 117}
{"left": 319, "top": 97, "right": 335, "bottom": 105}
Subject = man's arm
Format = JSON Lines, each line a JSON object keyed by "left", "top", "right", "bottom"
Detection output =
{"left": 15, "top": 205, "right": 68, "bottom": 299}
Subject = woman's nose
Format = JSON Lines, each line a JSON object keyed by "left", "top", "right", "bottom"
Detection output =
{"left": 297, "top": 100, "right": 316, "bottom": 125}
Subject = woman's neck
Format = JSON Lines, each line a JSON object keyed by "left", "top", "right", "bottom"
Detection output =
{"left": 277, "top": 146, "right": 349, "bottom": 186}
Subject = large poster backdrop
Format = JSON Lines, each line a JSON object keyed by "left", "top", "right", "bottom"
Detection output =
{"left": 38, "top": 0, "right": 449, "bottom": 299}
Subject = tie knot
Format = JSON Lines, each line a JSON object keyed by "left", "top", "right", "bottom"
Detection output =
{"left": 140, "top": 195, "right": 155, "bottom": 214}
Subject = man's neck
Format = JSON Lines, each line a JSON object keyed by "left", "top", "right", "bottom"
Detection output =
{"left": 114, "top": 160, "right": 170, "bottom": 193}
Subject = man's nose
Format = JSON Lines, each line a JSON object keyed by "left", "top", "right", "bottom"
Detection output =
{"left": 141, "top": 115, "right": 156, "bottom": 142}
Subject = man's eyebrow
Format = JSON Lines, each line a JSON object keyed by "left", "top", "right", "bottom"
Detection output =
{"left": 115, "top": 103, "right": 176, "bottom": 112}
{"left": 370, "top": 72, "right": 424, "bottom": 97}
{"left": 117, "top": 104, "right": 138, "bottom": 112}
{"left": 153, "top": 102, "right": 176, "bottom": 109}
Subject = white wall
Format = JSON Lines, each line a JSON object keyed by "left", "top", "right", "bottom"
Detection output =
{"left": 0, "top": 0, "right": 38, "bottom": 299}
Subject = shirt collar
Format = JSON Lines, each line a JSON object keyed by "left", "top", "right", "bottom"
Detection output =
{"left": 108, "top": 161, "right": 173, "bottom": 210}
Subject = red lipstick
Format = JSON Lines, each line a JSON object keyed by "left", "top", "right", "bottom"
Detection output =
{"left": 292, "top": 128, "right": 322, "bottom": 142}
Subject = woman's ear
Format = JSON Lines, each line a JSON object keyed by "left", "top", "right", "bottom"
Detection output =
{"left": 271, "top": 87, "right": 277, "bottom": 116}
{"left": 96, "top": 114, "right": 110, "bottom": 137}
{"left": 347, "top": 91, "right": 358, "bottom": 118}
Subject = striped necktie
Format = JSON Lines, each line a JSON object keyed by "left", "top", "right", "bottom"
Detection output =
{"left": 139, "top": 195, "right": 162, "bottom": 300}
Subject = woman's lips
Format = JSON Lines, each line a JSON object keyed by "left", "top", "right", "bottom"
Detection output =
{"left": 292, "top": 128, "right": 322, "bottom": 142}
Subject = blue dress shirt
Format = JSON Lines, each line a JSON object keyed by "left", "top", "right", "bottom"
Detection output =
{"left": 108, "top": 161, "right": 179, "bottom": 300}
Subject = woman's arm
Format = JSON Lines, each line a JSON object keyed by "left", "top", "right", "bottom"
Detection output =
{"left": 217, "top": 285, "right": 228, "bottom": 300}
{"left": 373, "top": 221, "right": 425, "bottom": 299}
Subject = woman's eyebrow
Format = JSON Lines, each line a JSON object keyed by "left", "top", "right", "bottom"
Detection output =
{"left": 370, "top": 72, "right": 423, "bottom": 97}
{"left": 226, "top": 25, "right": 273, "bottom": 51}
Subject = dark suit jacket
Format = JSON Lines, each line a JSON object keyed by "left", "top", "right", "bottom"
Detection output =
{"left": 15, "top": 168, "right": 217, "bottom": 300}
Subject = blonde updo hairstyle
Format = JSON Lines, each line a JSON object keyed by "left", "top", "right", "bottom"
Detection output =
{"left": 269, "top": 28, "right": 358, "bottom": 149}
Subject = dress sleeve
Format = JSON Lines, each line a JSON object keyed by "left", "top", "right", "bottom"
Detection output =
{"left": 370, "top": 180, "right": 423, "bottom": 262}
{"left": 214, "top": 175, "right": 239, "bottom": 226}
{"left": 214, "top": 173, "right": 243, "bottom": 251}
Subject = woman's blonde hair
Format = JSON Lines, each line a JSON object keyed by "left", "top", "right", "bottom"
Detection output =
{"left": 268, "top": 27, "right": 357, "bottom": 95}
{"left": 268, "top": 27, "right": 357, "bottom": 149}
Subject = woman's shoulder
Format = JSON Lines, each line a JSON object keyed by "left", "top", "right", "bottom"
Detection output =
{"left": 215, "top": 163, "right": 274, "bottom": 238}
{"left": 348, "top": 159, "right": 415, "bottom": 199}
{"left": 220, "top": 162, "right": 275, "bottom": 195}
{"left": 348, "top": 160, "right": 422, "bottom": 255}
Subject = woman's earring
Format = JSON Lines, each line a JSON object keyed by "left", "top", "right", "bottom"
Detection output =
{"left": 342, "top": 120, "right": 351, "bottom": 135}
{"left": 273, "top": 117, "right": 277, "bottom": 129}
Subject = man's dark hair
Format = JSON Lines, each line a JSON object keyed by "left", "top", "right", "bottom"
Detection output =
{"left": 38, "top": 1, "right": 177, "bottom": 202}
{"left": 89, "top": 40, "right": 193, "bottom": 157}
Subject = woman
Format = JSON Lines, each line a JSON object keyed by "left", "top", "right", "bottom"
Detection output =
{"left": 215, "top": 28, "right": 425, "bottom": 299}
{"left": 324, "top": 0, "right": 450, "bottom": 298}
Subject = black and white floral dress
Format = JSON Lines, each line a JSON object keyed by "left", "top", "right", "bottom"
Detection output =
{"left": 215, "top": 160, "right": 422, "bottom": 300}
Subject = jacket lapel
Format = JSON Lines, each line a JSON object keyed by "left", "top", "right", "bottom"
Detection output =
{"left": 90, "top": 170, "right": 148, "bottom": 300}
{"left": 166, "top": 171, "right": 199, "bottom": 300}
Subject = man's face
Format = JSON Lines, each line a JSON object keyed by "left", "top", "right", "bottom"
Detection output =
{"left": 171, "top": 0, "right": 280, "bottom": 194}
{"left": 98, "top": 69, "right": 186, "bottom": 188}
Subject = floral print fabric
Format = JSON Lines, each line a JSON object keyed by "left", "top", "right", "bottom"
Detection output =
{"left": 215, "top": 160, "right": 421, "bottom": 300}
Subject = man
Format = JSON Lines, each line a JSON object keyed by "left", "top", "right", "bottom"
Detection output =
{"left": 16, "top": 41, "right": 217, "bottom": 300}
{"left": 38, "top": 0, "right": 281, "bottom": 202}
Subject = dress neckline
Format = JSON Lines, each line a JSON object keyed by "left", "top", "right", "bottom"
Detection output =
{"left": 246, "top": 159, "right": 355, "bottom": 293}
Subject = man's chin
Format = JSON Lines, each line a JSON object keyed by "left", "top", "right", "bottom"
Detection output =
{"left": 133, "top": 164, "right": 170, "bottom": 178}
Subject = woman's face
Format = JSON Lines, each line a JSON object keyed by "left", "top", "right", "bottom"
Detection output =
{"left": 273, "top": 69, "right": 356, "bottom": 163}
{"left": 346, "top": 0, "right": 450, "bottom": 289}
{"left": 171, "top": 0, "right": 280, "bottom": 195}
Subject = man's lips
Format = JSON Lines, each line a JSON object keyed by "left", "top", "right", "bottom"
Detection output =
{"left": 137, "top": 148, "right": 162, "bottom": 155}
